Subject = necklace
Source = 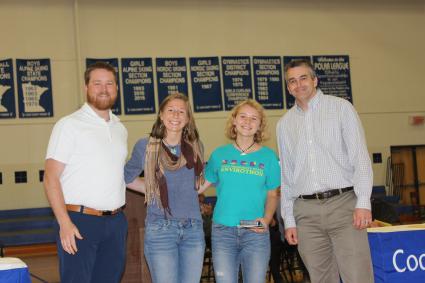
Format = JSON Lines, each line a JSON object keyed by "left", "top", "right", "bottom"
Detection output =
{"left": 162, "top": 139, "right": 179, "bottom": 155}
{"left": 235, "top": 140, "right": 256, "bottom": 155}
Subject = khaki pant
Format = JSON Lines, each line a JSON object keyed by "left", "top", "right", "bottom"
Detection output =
{"left": 294, "top": 191, "right": 374, "bottom": 283}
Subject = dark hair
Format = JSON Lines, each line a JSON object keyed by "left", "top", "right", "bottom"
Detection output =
{"left": 284, "top": 59, "right": 316, "bottom": 81}
{"left": 84, "top": 61, "right": 117, "bottom": 85}
{"left": 150, "top": 93, "right": 199, "bottom": 142}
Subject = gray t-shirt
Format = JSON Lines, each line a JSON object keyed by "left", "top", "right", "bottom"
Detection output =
{"left": 125, "top": 138, "right": 202, "bottom": 222}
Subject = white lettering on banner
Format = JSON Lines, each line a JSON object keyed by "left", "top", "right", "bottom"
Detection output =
{"left": 125, "top": 78, "right": 152, "bottom": 84}
{"left": 222, "top": 58, "right": 249, "bottom": 65}
{"left": 0, "top": 73, "right": 11, "bottom": 79}
{"left": 123, "top": 66, "right": 152, "bottom": 73}
{"left": 225, "top": 65, "right": 246, "bottom": 71}
{"left": 164, "top": 60, "right": 178, "bottom": 67}
{"left": 393, "top": 249, "right": 425, "bottom": 272}
{"left": 0, "top": 61, "right": 11, "bottom": 67}
{"left": 130, "top": 61, "right": 145, "bottom": 67}
{"left": 193, "top": 76, "right": 218, "bottom": 83}
{"left": 128, "top": 72, "right": 148, "bottom": 79}
{"left": 192, "top": 65, "right": 219, "bottom": 72}
{"left": 314, "top": 62, "right": 349, "bottom": 71}
{"left": 159, "top": 77, "right": 185, "bottom": 84}
{"left": 157, "top": 66, "right": 172, "bottom": 72}
{"left": 253, "top": 58, "right": 280, "bottom": 65}
{"left": 163, "top": 72, "right": 182, "bottom": 78}
{"left": 256, "top": 69, "right": 280, "bottom": 76}
{"left": 157, "top": 66, "right": 186, "bottom": 72}
{"left": 197, "top": 59, "right": 212, "bottom": 66}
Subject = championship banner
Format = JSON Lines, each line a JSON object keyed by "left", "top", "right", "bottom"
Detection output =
{"left": 86, "top": 58, "right": 122, "bottom": 115}
{"left": 0, "top": 59, "right": 16, "bottom": 118}
{"left": 222, "top": 56, "right": 253, "bottom": 111}
{"left": 156, "top": 57, "right": 188, "bottom": 105}
{"left": 313, "top": 55, "right": 353, "bottom": 103}
{"left": 121, "top": 58, "right": 155, "bottom": 114}
{"left": 189, "top": 56, "right": 223, "bottom": 112}
{"left": 368, "top": 225, "right": 425, "bottom": 282}
{"left": 253, "top": 56, "right": 283, "bottom": 109}
{"left": 16, "top": 59, "right": 53, "bottom": 118}
{"left": 283, "top": 56, "right": 311, "bottom": 109}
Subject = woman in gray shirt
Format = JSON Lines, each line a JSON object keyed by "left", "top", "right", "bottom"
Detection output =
{"left": 125, "top": 93, "right": 205, "bottom": 283}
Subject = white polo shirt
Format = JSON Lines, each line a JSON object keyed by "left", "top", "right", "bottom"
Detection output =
{"left": 46, "top": 103, "right": 128, "bottom": 210}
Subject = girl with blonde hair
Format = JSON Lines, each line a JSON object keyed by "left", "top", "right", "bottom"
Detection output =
{"left": 200, "top": 99, "right": 280, "bottom": 283}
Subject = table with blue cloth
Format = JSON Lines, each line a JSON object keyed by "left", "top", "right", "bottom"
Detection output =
{"left": 0, "top": 257, "right": 31, "bottom": 283}
{"left": 368, "top": 224, "right": 425, "bottom": 283}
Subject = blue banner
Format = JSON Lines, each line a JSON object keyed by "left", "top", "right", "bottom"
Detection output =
{"left": 222, "top": 56, "right": 253, "bottom": 111}
{"left": 313, "top": 55, "right": 353, "bottom": 103}
{"left": 253, "top": 56, "right": 283, "bottom": 109}
{"left": 283, "top": 56, "right": 311, "bottom": 109}
{"left": 190, "top": 57, "right": 223, "bottom": 112}
{"left": 16, "top": 59, "right": 53, "bottom": 118}
{"left": 0, "top": 59, "right": 16, "bottom": 118}
{"left": 121, "top": 58, "right": 155, "bottom": 114}
{"left": 156, "top": 58, "right": 188, "bottom": 105}
{"left": 368, "top": 230, "right": 425, "bottom": 282}
{"left": 86, "top": 58, "right": 122, "bottom": 115}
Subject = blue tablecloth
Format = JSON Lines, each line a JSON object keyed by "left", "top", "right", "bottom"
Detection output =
{"left": 368, "top": 225, "right": 425, "bottom": 283}
{"left": 0, "top": 258, "right": 31, "bottom": 283}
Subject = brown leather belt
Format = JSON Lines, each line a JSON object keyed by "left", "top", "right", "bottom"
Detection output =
{"left": 298, "top": 187, "right": 354, "bottom": 200}
{"left": 66, "top": 204, "right": 123, "bottom": 216}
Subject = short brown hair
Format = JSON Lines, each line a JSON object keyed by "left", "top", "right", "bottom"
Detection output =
{"left": 225, "top": 99, "right": 268, "bottom": 143}
{"left": 284, "top": 59, "right": 316, "bottom": 82}
{"left": 84, "top": 61, "right": 117, "bottom": 85}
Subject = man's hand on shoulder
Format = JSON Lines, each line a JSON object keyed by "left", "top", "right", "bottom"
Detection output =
{"left": 353, "top": 208, "right": 372, "bottom": 230}
{"left": 59, "top": 221, "right": 83, "bottom": 255}
{"left": 285, "top": 227, "right": 298, "bottom": 245}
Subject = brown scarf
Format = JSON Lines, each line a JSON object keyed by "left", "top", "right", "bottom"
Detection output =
{"left": 144, "top": 136, "right": 204, "bottom": 215}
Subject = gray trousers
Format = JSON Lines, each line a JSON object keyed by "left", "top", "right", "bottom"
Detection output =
{"left": 294, "top": 191, "right": 374, "bottom": 283}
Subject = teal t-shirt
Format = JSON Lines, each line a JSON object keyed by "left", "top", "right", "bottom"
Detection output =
{"left": 205, "top": 144, "right": 281, "bottom": 227}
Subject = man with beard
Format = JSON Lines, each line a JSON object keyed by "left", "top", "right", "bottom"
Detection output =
{"left": 43, "top": 62, "right": 128, "bottom": 283}
{"left": 276, "top": 59, "right": 373, "bottom": 283}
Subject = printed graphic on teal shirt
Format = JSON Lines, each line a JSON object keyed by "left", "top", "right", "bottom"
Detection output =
{"left": 221, "top": 159, "right": 264, "bottom": 177}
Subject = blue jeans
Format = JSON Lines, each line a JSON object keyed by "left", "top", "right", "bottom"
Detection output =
{"left": 144, "top": 218, "right": 205, "bottom": 283}
{"left": 212, "top": 223, "right": 271, "bottom": 283}
{"left": 56, "top": 211, "right": 128, "bottom": 283}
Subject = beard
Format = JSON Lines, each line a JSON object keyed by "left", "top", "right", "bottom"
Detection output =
{"left": 87, "top": 92, "right": 116, "bottom": 111}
